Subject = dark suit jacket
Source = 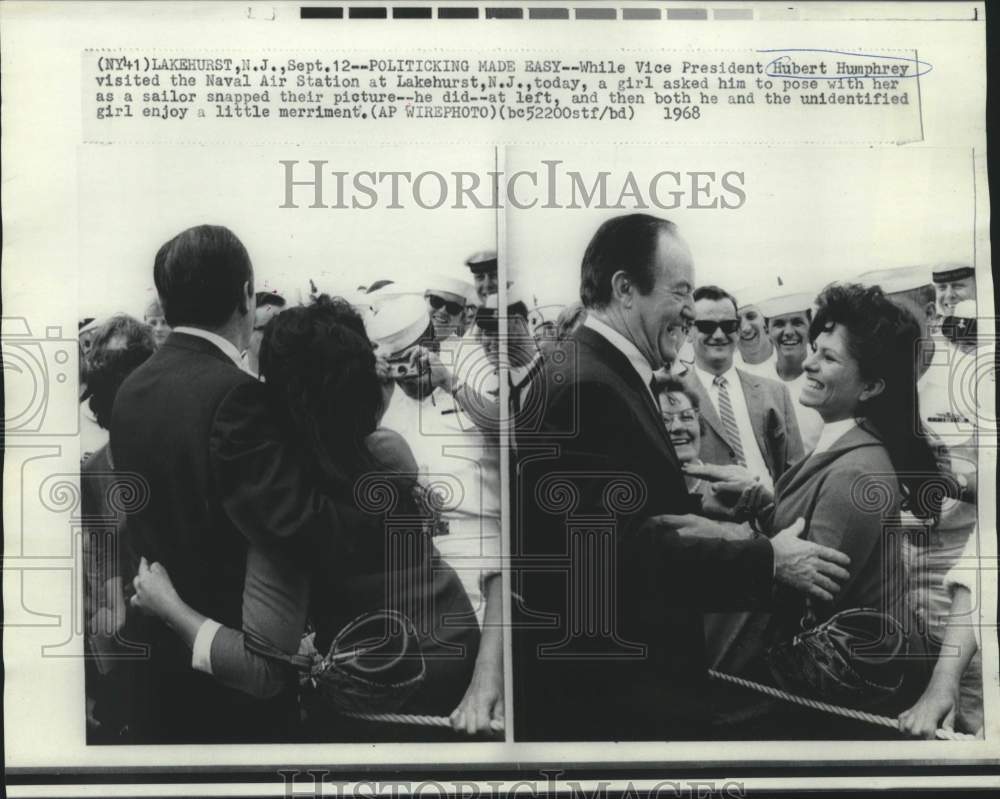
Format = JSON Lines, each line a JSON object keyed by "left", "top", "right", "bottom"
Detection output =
{"left": 512, "top": 325, "right": 774, "bottom": 741}
{"left": 111, "top": 331, "right": 373, "bottom": 743}
{"left": 682, "top": 367, "right": 804, "bottom": 482}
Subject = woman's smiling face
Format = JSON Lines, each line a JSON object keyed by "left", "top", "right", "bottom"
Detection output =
{"left": 660, "top": 390, "right": 701, "bottom": 464}
{"left": 800, "top": 323, "right": 875, "bottom": 422}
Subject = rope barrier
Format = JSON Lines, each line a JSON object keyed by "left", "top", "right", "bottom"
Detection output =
{"left": 342, "top": 711, "right": 504, "bottom": 733}
{"left": 708, "top": 668, "right": 976, "bottom": 741}
{"left": 339, "top": 674, "right": 972, "bottom": 741}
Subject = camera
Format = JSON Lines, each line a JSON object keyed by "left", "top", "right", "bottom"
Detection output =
{"left": 2, "top": 317, "right": 80, "bottom": 435}
{"left": 387, "top": 358, "right": 419, "bottom": 380}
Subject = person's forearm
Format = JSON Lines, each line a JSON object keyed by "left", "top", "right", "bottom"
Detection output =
{"left": 475, "top": 575, "right": 504, "bottom": 671}
{"left": 930, "top": 587, "right": 978, "bottom": 685}
{"left": 157, "top": 594, "right": 209, "bottom": 650}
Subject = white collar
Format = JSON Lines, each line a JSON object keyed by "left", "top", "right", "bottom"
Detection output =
{"left": 173, "top": 326, "right": 245, "bottom": 369}
{"left": 583, "top": 315, "right": 655, "bottom": 397}
{"left": 693, "top": 361, "right": 738, "bottom": 389}
{"left": 813, "top": 417, "right": 858, "bottom": 455}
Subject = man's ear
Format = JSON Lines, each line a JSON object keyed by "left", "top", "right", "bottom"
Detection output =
{"left": 610, "top": 270, "right": 633, "bottom": 306}
{"left": 860, "top": 377, "right": 886, "bottom": 403}
{"left": 240, "top": 280, "right": 254, "bottom": 315}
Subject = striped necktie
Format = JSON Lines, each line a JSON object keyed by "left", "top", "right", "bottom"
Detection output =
{"left": 713, "top": 374, "right": 747, "bottom": 466}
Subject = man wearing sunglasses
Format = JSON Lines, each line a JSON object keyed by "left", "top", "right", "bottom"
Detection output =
{"left": 683, "top": 285, "right": 803, "bottom": 488}
{"left": 514, "top": 214, "right": 851, "bottom": 742}
{"left": 425, "top": 275, "right": 474, "bottom": 344}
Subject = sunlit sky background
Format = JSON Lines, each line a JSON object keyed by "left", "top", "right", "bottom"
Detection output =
{"left": 80, "top": 145, "right": 973, "bottom": 319}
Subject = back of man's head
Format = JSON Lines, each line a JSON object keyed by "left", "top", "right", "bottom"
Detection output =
{"left": 580, "top": 213, "right": 677, "bottom": 309}
{"left": 153, "top": 225, "right": 253, "bottom": 328}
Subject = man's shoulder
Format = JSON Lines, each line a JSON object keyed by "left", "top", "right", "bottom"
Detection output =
{"left": 737, "top": 368, "right": 792, "bottom": 403}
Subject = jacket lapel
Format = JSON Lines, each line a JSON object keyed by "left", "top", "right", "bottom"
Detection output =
{"left": 739, "top": 370, "right": 771, "bottom": 466}
{"left": 683, "top": 371, "right": 727, "bottom": 443}
{"left": 575, "top": 327, "right": 680, "bottom": 470}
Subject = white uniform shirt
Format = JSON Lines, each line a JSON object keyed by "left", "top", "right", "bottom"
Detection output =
{"left": 782, "top": 371, "right": 825, "bottom": 455}
{"left": 380, "top": 384, "right": 501, "bottom": 624}
{"left": 735, "top": 348, "right": 777, "bottom": 379}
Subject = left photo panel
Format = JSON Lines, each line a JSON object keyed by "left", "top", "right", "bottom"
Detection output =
{"left": 74, "top": 145, "right": 505, "bottom": 745}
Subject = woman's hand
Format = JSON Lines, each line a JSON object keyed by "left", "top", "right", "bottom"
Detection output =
{"left": 130, "top": 557, "right": 181, "bottom": 619}
{"left": 898, "top": 676, "right": 959, "bottom": 739}
{"left": 450, "top": 661, "right": 504, "bottom": 737}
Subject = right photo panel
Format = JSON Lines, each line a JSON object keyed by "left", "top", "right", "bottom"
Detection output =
{"left": 503, "top": 146, "right": 988, "bottom": 743}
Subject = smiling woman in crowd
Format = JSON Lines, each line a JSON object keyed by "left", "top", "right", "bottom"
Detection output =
{"left": 690, "top": 282, "right": 943, "bottom": 737}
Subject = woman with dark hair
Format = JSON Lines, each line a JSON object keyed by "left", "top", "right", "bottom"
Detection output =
{"left": 689, "top": 282, "right": 942, "bottom": 737}
{"left": 81, "top": 315, "right": 157, "bottom": 740}
{"left": 130, "top": 297, "right": 482, "bottom": 740}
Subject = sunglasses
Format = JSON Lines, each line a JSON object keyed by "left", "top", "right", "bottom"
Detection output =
{"left": 693, "top": 319, "right": 740, "bottom": 337}
{"left": 427, "top": 294, "right": 464, "bottom": 317}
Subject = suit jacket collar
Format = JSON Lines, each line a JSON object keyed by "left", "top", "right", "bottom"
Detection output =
{"left": 685, "top": 367, "right": 769, "bottom": 461}
{"left": 573, "top": 325, "right": 680, "bottom": 470}
{"left": 775, "top": 423, "right": 885, "bottom": 497}
{"left": 162, "top": 330, "right": 244, "bottom": 370}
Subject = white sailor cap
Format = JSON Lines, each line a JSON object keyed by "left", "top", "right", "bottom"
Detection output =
{"left": 366, "top": 295, "right": 432, "bottom": 358}
{"left": 932, "top": 263, "right": 975, "bottom": 284}
{"left": 79, "top": 317, "right": 104, "bottom": 336}
{"left": 758, "top": 291, "right": 815, "bottom": 320}
{"left": 734, "top": 277, "right": 788, "bottom": 311}
{"left": 424, "top": 274, "right": 474, "bottom": 306}
{"left": 855, "top": 265, "right": 932, "bottom": 295}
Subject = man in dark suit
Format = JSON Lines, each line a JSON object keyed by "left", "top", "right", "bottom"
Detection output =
{"left": 512, "top": 213, "right": 851, "bottom": 741}
{"left": 111, "top": 225, "right": 372, "bottom": 743}
{"left": 684, "top": 285, "right": 804, "bottom": 487}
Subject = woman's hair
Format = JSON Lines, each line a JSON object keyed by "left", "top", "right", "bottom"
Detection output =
{"left": 810, "top": 282, "right": 944, "bottom": 519}
{"left": 656, "top": 375, "right": 705, "bottom": 435}
{"left": 86, "top": 315, "right": 157, "bottom": 429}
{"left": 258, "top": 296, "right": 382, "bottom": 491}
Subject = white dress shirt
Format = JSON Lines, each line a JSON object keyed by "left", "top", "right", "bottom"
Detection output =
{"left": 692, "top": 362, "right": 772, "bottom": 488}
{"left": 583, "top": 315, "right": 657, "bottom": 404}
{"left": 380, "top": 384, "right": 501, "bottom": 626}
{"left": 172, "top": 326, "right": 246, "bottom": 369}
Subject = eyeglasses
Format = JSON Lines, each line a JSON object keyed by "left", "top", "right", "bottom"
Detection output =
{"left": 693, "top": 319, "right": 739, "bottom": 337}
{"left": 427, "top": 294, "right": 464, "bottom": 316}
{"left": 661, "top": 409, "right": 699, "bottom": 425}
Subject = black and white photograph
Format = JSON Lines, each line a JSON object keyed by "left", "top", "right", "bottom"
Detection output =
{"left": 1, "top": 1, "right": 996, "bottom": 796}
{"left": 505, "top": 146, "right": 992, "bottom": 743}
{"left": 75, "top": 145, "right": 505, "bottom": 744}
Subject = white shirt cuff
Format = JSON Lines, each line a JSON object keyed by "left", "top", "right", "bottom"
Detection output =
{"left": 191, "top": 618, "right": 222, "bottom": 674}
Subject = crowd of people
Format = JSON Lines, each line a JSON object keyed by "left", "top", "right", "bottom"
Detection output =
{"left": 79, "top": 213, "right": 986, "bottom": 744}
{"left": 81, "top": 228, "right": 504, "bottom": 742}
{"left": 507, "top": 214, "right": 985, "bottom": 741}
